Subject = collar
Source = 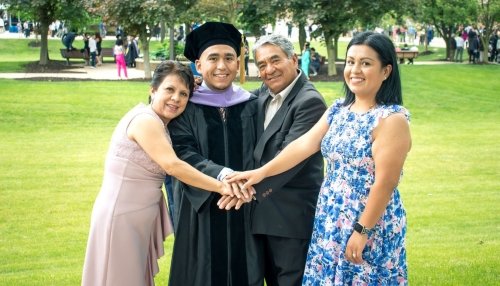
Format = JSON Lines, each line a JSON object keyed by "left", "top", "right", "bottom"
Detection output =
{"left": 189, "top": 81, "right": 252, "bottom": 107}
{"left": 269, "top": 70, "right": 302, "bottom": 101}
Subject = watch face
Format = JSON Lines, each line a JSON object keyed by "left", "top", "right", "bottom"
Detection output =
{"left": 354, "top": 222, "right": 363, "bottom": 233}
{"left": 354, "top": 222, "right": 369, "bottom": 235}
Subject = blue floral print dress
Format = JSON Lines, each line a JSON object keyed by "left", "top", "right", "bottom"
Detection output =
{"left": 302, "top": 99, "right": 409, "bottom": 285}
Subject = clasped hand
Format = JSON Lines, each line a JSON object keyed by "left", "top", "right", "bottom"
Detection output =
{"left": 217, "top": 169, "right": 266, "bottom": 210}
{"left": 218, "top": 176, "right": 254, "bottom": 210}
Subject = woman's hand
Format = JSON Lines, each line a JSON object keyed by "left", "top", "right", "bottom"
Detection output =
{"left": 345, "top": 232, "right": 368, "bottom": 264}
{"left": 225, "top": 169, "right": 266, "bottom": 191}
{"left": 218, "top": 180, "right": 234, "bottom": 197}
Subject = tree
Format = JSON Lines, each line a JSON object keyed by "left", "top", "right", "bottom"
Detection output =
{"left": 285, "top": 0, "right": 314, "bottom": 53}
{"left": 89, "top": 0, "right": 195, "bottom": 79}
{"left": 310, "top": 0, "right": 401, "bottom": 76}
{"left": 238, "top": 0, "right": 281, "bottom": 38}
{"left": 6, "top": 0, "right": 89, "bottom": 66}
{"left": 477, "top": 0, "right": 500, "bottom": 63}
{"left": 416, "top": 0, "right": 476, "bottom": 60}
{"left": 188, "top": 0, "right": 241, "bottom": 24}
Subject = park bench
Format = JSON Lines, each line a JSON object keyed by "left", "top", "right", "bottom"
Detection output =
{"left": 60, "top": 49, "right": 89, "bottom": 65}
{"left": 100, "top": 48, "right": 114, "bottom": 61}
{"left": 60, "top": 48, "right": 115, "bottom": 65}
{"left": 396, "top": 50, "right": 418, "bottom": 64}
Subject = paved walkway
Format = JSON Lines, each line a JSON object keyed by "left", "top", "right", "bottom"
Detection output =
{"left": 0, "top": 62, "right": 147, "bottom": 80}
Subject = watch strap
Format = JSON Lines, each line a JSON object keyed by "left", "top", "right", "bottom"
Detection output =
{"left": 354, "top": 222, "right": 372, "bottom": 235}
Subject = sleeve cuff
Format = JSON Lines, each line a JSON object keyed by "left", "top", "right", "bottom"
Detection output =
{"left": 217, "top": 167, "right": 234, "bottom": 181}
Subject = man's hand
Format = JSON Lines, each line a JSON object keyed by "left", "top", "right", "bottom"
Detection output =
{"left": 217, "top": 184, "right": 255, "bottom": 210}
{"left": 222, "top": 178, "right": 252, "bottom": 200}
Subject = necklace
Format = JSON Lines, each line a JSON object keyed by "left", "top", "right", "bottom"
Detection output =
{"left": 349, "top": 101, "right": 377, "bottom": 113}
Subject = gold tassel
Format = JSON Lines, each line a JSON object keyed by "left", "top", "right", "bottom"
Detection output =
{"left": 240, "top": 34, "right": 246, "bottom": 85}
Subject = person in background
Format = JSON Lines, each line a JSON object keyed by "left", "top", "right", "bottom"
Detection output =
{"left": 81, "top": 33, "right": 90, "bottom": 65}
{"left": 467, "top": 27, "right": 478, "bottom": 64}
{"left": 98, "top": 21, "right": 106, "bottom": 38}
{"left": 244, "top": 35, "right": 250, "bottom": 76}
{"left": 114, "top": 39, "right": 128, "bottom": 79}
{"left": 227, "top": 31, "right": 412, "bottom": 285}
{"left": 61, "top": 30, "right": 76, "bottom": 51}
{"left": 309, "top": 47, "right": 321, "bottom": 76}
{"left": 167, "top": 22, "right": 258, "bottom": 286}
{"left": 95, "top": 32, "right": 103, "bottom": 66}
{"left": 176, "top": 25, "right": 184, "bottom": 42}
{"left": 23, "top": 21, "right": 30, "bottom": 38}
{"left": 88, "top": 34, "right": 97, "bottom": 68}
{"left": 126, "top": 35, "right": 139, "bottom": 68}
{"left": 17, "top": 22, "right": 22, "bottom": 38}
{"left": 454, "top": 33, "right": 465, "bottom": 62}
{"left": 449, "top": 35, "right": 457, "bottom": 62}
{"left": 82, "top": 60, "right": 235, "bottom": 286}
{"left": 301, "top": 42, "right": 311, "bottom": 79}
{"left": 287, "top": 21, "right": 293, "bottom": 38}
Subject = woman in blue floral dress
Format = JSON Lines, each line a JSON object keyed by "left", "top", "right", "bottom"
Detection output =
{"left": 227, "top": 31, "right": 411, "bottom": 285}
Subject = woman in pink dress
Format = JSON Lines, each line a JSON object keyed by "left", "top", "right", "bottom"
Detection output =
{"left": 82, "top": 61, "right": 250, "bottom": 286}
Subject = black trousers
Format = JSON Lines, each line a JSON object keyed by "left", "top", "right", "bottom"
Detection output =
{"left": 253, "top": 234, "right": 310, "bottom": 286}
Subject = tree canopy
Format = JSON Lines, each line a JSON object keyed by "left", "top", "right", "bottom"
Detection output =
{"left": 6, "top": 0, "right": 90, "bottom": 65}
{"left": 87, "top": 0, "right": 196, "bottom": 78}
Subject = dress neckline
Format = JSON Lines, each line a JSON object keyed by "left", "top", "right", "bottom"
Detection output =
{"left": 346, "top": 102, "right": 378, "bottom": 115}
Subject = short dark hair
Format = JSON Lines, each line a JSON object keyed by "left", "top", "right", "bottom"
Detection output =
{"left": 342, "top": 31, "right": 402, "bottom": 106}
{"left": 149, "top": 61, "right": 194, "bottom": 102}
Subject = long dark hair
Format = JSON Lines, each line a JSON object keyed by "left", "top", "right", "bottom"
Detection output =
{"left": 342, "top": 31, "right": 402, "bottom": 106}
{"left": 149, "top": 60, "right": 194, "bottom": 103}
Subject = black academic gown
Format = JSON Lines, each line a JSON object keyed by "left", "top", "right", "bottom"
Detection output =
{"left": 167, "top": 96, "right": 260, "bottom": 286}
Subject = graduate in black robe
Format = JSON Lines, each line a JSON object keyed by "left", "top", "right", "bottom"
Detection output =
{"left": 167, "top": 22, "right": 259, "bottom": 286}
{"left": 125, "top": 36, "right": 139, "bottom": 68}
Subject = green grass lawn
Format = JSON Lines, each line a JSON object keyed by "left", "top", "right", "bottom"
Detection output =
{"left": 0, "top": 38, "right": 116, "bottom": 72}
{"left": 0, "top": 37, "right": 446, "bottom": 72}
{"left": 0, "top": 46, "right": 499, "bottom": 285}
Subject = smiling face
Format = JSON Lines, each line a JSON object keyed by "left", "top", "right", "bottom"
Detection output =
{"left": 344, "top": 44, "right": 391, "bottom": 99}
{"left": 195, "top": 44, "right": 239, "bottom": 91}
{"left": 150, "top": 74, "right": 190, "bottom": 124}
{"left": 255, "top": 44, "right": 298, "bottom": 94}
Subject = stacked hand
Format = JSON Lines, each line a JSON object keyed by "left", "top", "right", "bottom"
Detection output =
{"left": 217, "top": 170, "right": 265, "bottom": 210}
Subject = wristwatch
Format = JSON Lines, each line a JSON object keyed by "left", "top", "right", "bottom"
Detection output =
{"left": 353, "top": 222, "right": 372, "bottom": 235}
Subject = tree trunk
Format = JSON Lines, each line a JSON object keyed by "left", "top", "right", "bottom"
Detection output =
{"left": 140, "top": 34, "right": 152, "bottom": 79}
{"left": 324, "top": 32, "right": 337, "bottom": 76}
{"left": 443, "top": 35, "right": 451, "bottom": 61}
{"left": 39, "top": 23, "right": 50, "bottom": 65}
{"left": 435, "top": 24, "right": 454, "bottom": 61}
{"left": 160, "top": 20, "right": 166, "bottom": 43}
{"left": 227, "top": 0, "right": 237, "bottom": 24}
{"left": 169, "top": 26, "right": 175, "bottom": 60}
{"left": 480, "top": 34, "right": 490, "bottom": 64}
{"left": 298, "top": 23, "right": 306, "bottom": 53}
{"left": 333, "top": 36, "right": 339, "bottom": 63}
